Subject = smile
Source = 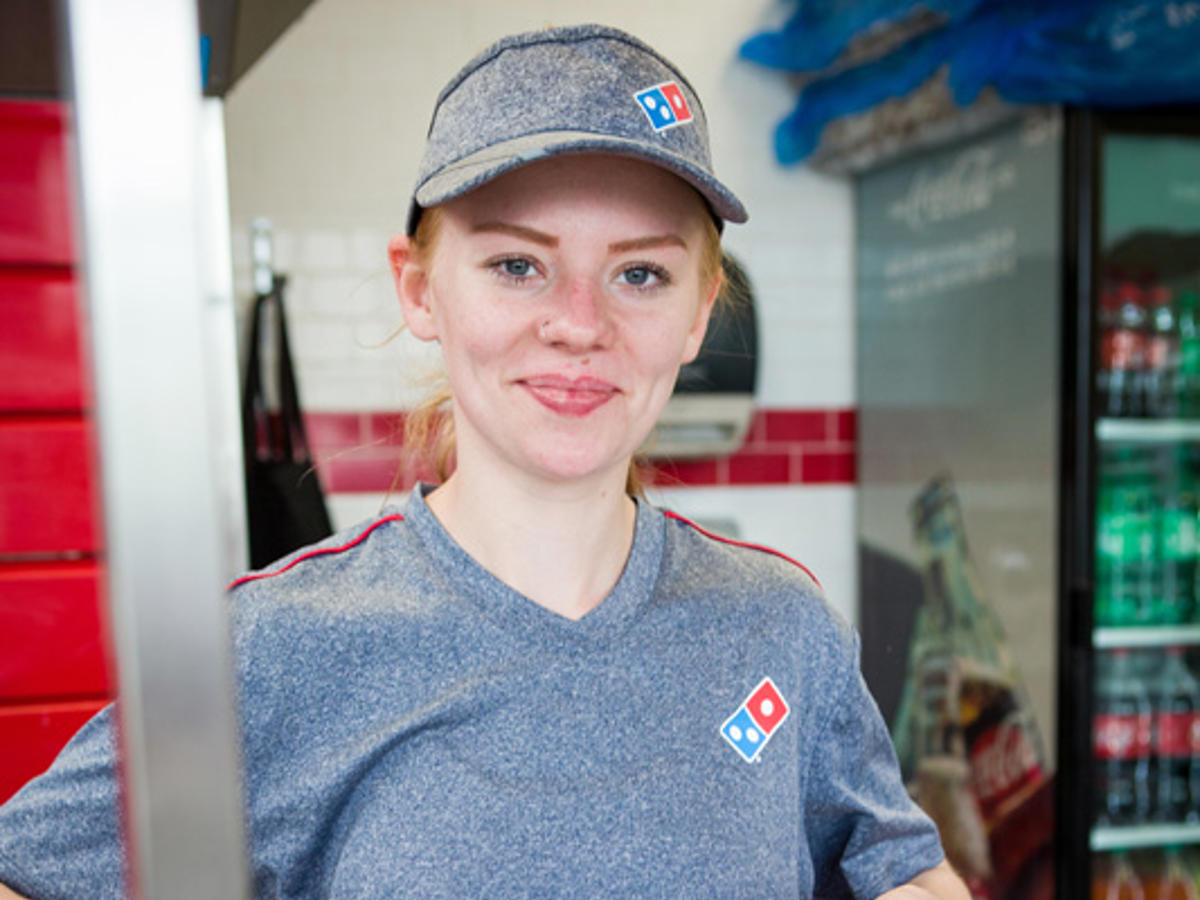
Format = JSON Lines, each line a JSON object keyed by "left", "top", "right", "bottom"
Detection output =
{"left": 519, "top": 375, "right": 619, "bottom": 417}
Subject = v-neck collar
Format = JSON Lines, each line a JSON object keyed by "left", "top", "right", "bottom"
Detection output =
{"left": 401, "top": 483, "right": 665, "bottom": 644}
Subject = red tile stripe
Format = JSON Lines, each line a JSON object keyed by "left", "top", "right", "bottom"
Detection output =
{"left": 304, "top": 407, "right": 857, "bottom": 492}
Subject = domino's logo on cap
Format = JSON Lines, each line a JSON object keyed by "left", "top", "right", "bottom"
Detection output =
{"left": 720, "top": 676, "right": 789, "bottom": 763}
{"left": 634, "top": 80, "right": 693, "bottom": 132}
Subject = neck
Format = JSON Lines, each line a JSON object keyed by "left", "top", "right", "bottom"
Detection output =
{"left": 424, "top": 461, "right": 637, "bottom": 621}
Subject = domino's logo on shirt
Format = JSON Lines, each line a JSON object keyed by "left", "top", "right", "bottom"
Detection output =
{"left": 721, "top": 677, "right": 790, "bottom": 762}
{"left": 634, "top": 80, "right": 693, "bottom": 132}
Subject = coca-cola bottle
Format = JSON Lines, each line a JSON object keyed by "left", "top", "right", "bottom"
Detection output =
{"left": 894, "top": 477, "right": 1046, "bottom": 822}
{"left": 1098, "top": 281, "right": 1124, "bottom": 418}
{"left": 1099, "top": 281, "right": 1149, "bottom": 418}
{"left": 1153, "top": 647, "right": 1200, "bottom": 823}
{"left": 1145, "top": 284, "right": 1180, "bottom": 418}
{"left": 1178, "top": 288, "right": 1200, "bottom": 418}
{"left": 1095, "top": 648, "right": 1153, "bottom": 825}
{"left": 1092, "top": 851, "right": 1145, "bottom": 900}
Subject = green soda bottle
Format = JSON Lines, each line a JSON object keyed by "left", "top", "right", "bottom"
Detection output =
{"left": 1097, "top": 447, "right": 1149, "bottom": 627}
{"left": 1097, "top": 448, "right": 1126, "bottom": 626}
{"left": 1160, "top": 446, "right": 1199, "bottom": 625}
{"left": 1095, "top": 474, "right": 1119, "bottom": 627}
{"left": 1129, "top": 453, "right": 1162, "bottom": 625}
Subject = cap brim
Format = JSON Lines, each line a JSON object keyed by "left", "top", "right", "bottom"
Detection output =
{"left": 407, "top": 130, "right": 748, "bottom": 235}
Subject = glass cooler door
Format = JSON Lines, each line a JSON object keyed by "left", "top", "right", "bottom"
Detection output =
{"left": 1090, "top": 125, "right": 1200, "bottom": 898}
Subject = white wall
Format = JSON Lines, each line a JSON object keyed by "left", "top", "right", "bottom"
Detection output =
{"left": 222, "top": 0, "right": 860, "bottom": 621}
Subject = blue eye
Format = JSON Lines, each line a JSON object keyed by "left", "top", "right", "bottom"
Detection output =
{"left": 487, "top": 256, "right": 541, "bottom": 284}
{"left": 618, "top": 264, "right": 668, "bottom": 289}
{"left": 501, "top": 258, "right": 534, "bottom": 277}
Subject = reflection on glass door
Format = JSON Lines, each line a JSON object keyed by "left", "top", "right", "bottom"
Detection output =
{"left": 857, "top": 113, "right": 1061, "bottom": 900}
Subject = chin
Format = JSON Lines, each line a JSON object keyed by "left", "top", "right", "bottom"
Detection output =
{"left": 522, "top": 441, "right": 635, "bottom": 485}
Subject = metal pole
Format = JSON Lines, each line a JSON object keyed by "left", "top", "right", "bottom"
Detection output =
{"left": 63, "top": 1, "right": 250, "bottom": 897}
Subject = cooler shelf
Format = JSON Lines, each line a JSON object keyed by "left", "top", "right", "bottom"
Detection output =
{"left": 1096, "top": 419, "right": 1200, "bottom": 443}
{"left": 1095, "top": 625, "right": 1200, "bottom": 648}
{"left": 1091, "top": 822, "right": 1200, "bottom": 852}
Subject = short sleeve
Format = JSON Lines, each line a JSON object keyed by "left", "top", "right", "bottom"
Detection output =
{"left": 804, "top": 630, "right": 946, "bottom": 898}
{"left": 0, "top": 704, "right": 126, "bottom": 899}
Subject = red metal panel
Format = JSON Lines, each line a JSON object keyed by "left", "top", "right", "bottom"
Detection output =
{"left": 0, "top": 100, "right": 74, "bottom": 265}
{"left": 0, "top": 417, "right": 98, "bottom": 554}
{"left": 0, "top": 699, "right": 108, "bottom": 804}
{"left": 0, "top": 270, "right": 85, "bottom": 411}
{"left": 0, "top": 560, "right": 110, "bottom": 701}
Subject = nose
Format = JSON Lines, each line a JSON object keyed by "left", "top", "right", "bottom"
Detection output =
{"left": 537, "top": 277, "right": 615, "bottom": 350}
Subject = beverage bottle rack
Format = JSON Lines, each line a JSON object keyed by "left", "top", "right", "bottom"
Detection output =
{"left": 1095, "top": 626, "right": 1200, "bottom": 649}
{"left": 1091, "top": 822, "right": 1200, "bottom": 852}
{"left": 1097, "top": 419, "right": 1200, "bottom": 444}
{"left": 1091, "top": 405, "right": 1200, "bottom": 847}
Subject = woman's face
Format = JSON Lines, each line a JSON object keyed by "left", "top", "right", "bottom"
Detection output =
{"left": 392, "top": 153, "right": 718, "bottom": 489}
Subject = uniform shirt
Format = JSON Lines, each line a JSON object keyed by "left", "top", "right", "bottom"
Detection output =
{"left": 0, "top": 486, "right": 944, "bottom": 898}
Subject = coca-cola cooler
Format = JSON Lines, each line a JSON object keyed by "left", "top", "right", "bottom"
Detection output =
{"left": 856, "top": 107, "right": 1200, "bottom": 898}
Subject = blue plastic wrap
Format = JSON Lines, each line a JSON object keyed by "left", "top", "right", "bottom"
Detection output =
{"left": 772, "top": 25, "right": 957, "bottom": 163}
{"left": 759, "top": 0, "right": 1200, "bottom": 165}
{"left": 739, "top": 0, "right": 986, "bottom": 72}
{"left": 945, "top": 4, "right": 1083, "bottom": 107}
{"left": 965, "top": 1, "right": 1200, "bottom": 106}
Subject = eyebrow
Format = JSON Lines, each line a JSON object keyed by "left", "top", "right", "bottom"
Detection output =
{"left": 470, "top": 222, "right": 688, "bottom": 254}
{"left": 608, "top": 234, "right": 688, "bottom": 253}
{"left": 470, "top": 222, "right": 558, "bottom": 247}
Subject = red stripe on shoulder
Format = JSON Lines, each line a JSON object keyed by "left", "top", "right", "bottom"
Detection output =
{"left": 663, "top": 509, "right": 822, "bottom": 589}
{"left": 227, "top": 514, "right": 405, "bottom": 591}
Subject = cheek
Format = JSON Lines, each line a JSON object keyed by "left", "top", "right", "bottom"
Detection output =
{"left": 664, "top": 303, "right": 707, "bottom": 362}
{"left": 437, "top": 306, "right": 523, "bottom": 372}
{"left": 632, "top": 320, "right": 696, "bottom": 375}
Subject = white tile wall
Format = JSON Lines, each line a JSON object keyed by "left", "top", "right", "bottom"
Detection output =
{"left": 224, "top": 0, "right": 861, "bottom": 614}
{"left": 224, "top": 0, "right": 856, "bottom": 410}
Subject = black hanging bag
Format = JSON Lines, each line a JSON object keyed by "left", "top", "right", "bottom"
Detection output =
{"left": 241, "top": 275, "right": 333, "bottom": 569}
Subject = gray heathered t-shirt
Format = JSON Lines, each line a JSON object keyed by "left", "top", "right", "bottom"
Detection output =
{"left": 0, "top": 487, "right": 944, "bottom": 898}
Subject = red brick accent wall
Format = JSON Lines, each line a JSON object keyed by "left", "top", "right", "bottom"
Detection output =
{"left": 306, "top": 407, "right": 857, "bottom": 494}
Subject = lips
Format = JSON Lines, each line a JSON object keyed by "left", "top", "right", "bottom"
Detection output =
{"left": 518, "top": 374, "right": 619, "bottom": 417}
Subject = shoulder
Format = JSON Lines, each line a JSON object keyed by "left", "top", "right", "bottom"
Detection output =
{"left": 227, "top": 509, "right": 411, "bottom": 618}
{"left": 659, "top": 507, "right": 822, "bottom": 590}
{"left": 229, "top": 509, "right": 409, "bottom": 597}
{"left": 224, "top": 510, "right": 418, "bottom": 655}
{"left": 655, "top": 505, "right": 855, "bottom": 663}
{"left": 222, "top": 510, "right": 425, "bottom": 734}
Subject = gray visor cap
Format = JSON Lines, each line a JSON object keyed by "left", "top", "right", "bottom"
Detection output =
{"left": 406, "top": 24, "right": 748, "bottom": 236}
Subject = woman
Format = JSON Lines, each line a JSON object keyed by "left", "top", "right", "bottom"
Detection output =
{"left": 0, "top": 24, "right": 967, "bottom": 899}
